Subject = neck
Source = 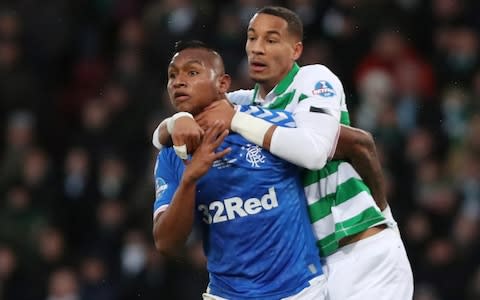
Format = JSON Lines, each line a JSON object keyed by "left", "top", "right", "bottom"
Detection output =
{"left": 257, "top": 63, "right": 295, "bottom": 98}
{"left": 258, "top": 83, "right": 274, "bottom": 99}
{"left": 197, "top": 94, "right": 227, "bottom": 114}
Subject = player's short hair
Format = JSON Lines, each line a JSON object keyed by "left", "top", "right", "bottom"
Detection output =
{"left": 256, "top": 6, "right": 303, "bottom": 41}
{"left": 173, "top": 40, "right": 225, "bottom": 73}
{"left": 174, "top": 40, "right": 211, "bottom": 53}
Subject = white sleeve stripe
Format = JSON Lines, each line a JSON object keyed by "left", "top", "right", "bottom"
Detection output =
{"left": 153, "top": 204, "right": 169, "bottom": 220}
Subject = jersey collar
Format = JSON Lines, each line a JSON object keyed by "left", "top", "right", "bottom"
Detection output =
{"left": 252, "top": 63, "right": 300, "bottom": 104}
{"left": 273, "top": 62, "right": 300, "bottom": 95}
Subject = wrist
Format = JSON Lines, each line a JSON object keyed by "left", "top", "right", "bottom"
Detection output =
{"left": 231, "top": 112, "right": 272, "bottom": 146}
{"left": 227, "top": 105, "right": 240, "bottom": 130}
{"left": 181, "top": 172, "right": 199, "bottom": 186}
{"left": 167, "top": 112, "right": 194, "bottom": 134}
{"left": 153, "top": 118, "right": 172, "bottom": 150}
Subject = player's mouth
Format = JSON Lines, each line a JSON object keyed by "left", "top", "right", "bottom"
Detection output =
{"left": 250, "top": 61, "right": 267, "bottom": 72}
{"left": 174, "top": 91, "right": 191, "bottom": 103}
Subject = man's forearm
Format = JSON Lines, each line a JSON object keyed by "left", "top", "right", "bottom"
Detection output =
{"left": 153, "top": 177, "right": 196, "bottom": 256}
{"left": 334, "top": 126, "right": 387, "bottom": 210}
{"left": 350, "top": 145, "right": 387, "bottom": 210}
{"left": 232, "top": 110, "right": 340, "bottom": 170}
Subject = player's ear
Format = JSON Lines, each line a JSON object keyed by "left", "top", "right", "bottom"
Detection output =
{"left": 292, "top": 41, "right": 303, "bottom": 61}
{"left": 217, "top": 73, "right": 231, "bottom": 94}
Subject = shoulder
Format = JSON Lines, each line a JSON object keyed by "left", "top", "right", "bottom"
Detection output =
{"left": 298, "top": 64, "right": 333, "bottom": 75}
{"left": 227, "top": 89, "right": 255, "bottom": 105}
{"left": 293, "top": 64, "right": 344, "bottom": 98}
{"left": 154, "top": 148, "right": 181, "bottom": 176}
{"left": 296, "top": 64, "right": 342, "bottom": 85}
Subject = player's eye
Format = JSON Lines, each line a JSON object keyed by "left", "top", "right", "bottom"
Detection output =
{"left": 188, "top": 70, "right": 199, "bottom": 76}
{"left": 168, "top": 72, "right": 176, "bottom": 79}
{"left": 248, "top": 36, "right": 256, "bottom": 41}
{"left": 267, "top": 39, "right": 278, "bottom": 44}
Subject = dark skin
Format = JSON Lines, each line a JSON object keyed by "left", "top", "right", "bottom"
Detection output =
{"left": 334, "top": 126, "right": 387, "bottom": 210}
{"left": 154, "top": 121, "right": 230, "bottom": 255}
{"left": 153, "top": 48, "right": 232, "bottom": 256}
{"left": 159, "top": 101, "right": 387, "bottom": 210}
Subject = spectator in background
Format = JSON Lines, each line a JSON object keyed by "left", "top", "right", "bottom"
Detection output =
{"left": 86, "top": 199, "right": 126, "bottom": 274}
{"left": 62, "top": 147, "right": 97, "bottom": 248}
{"left": 79, "top": 254, "right": 117, "bottom": 300}
{"left": 0, "top": 111, "right": 35, "bottom": 191}
{"left": 0, "top": 185, "right": 47, "bottom": 258}
{"left": 46, "top": 267, "right": 81, "bottom": 300}
{"left": 354, "top": 27, "right": 436, "bottom": 133}
{"left": 0, "top": 9, "right": 41, "bottom": 118}
{"left": 0, "top": 244, "right": 32, "bottom": 300}
{"left": 433, "top": 25, "right": 479, "bottom": 87}
{"left": 31, "top": 226, "right": 71, "bottom": 299}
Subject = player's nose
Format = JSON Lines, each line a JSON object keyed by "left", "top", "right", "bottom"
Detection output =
{"left": 172, "top": 74, "right": 188, "bottom": 88}
{"left": 249, "top": 40, "right": 265, "bottom": 55}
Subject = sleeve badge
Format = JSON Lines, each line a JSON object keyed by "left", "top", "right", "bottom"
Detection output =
{"left": 312, "top": 80, "right": 336, "bottom": 97}
{"left": 155, "top": 178, "right": 168, "bottom": 199}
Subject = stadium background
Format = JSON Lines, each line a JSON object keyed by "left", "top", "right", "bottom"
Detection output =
{"left": 0, "top": 0, "right": 478, "bottom": 299}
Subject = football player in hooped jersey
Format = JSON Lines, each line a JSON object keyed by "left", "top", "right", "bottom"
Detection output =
{"left": 152, "top": 41, "right": 329, "bottom": 300}
{"left": 154, "top": 6, "right": 413, "bottom": 300}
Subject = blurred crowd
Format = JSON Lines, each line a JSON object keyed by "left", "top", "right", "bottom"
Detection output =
{"left": 0, "top": 0, "right": 478, "bottom": 299}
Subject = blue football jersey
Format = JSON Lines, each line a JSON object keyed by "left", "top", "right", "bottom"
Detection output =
{"left": 153, "top": 108, "right": 322, "bottom": 299}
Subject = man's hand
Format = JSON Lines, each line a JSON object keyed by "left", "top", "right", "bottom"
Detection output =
{"left": 183, "top": 121, "right": 231, "bottom": 182}
{"left": 171, "top": 116, "right": 205, "bottom": 155}
{"left": 195, "top": 99, "right": 235, "bottom": 132}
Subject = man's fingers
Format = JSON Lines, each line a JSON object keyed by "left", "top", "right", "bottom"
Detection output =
{"left": 172, "top": 128, "right": 203, "bottom": 143}
{"left": 212, "top": 129, "right": 229, "bottom": 148}
{"left": 171, "top": 134, "right": 185, "bottom": 147}
{"left": 204, "top": 120, "right": 224, "bottom": 142}
{"left": 214, "top": 147, "right": 231, "bottom": 160}
{"left": 187, "top": 134, "right": 203, "bottom": 154}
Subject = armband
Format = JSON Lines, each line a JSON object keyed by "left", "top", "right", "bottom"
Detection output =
{"left": 231, "top": 112, "right": 272, "bottom": 146}
{"left": 152, "top": 118, "right": 170, "bottom": 150}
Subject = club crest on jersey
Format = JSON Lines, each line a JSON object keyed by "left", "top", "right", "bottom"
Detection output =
{"left": 155, "top": 178, "right": 168, "bottom": 199}
{"left": 312, "top": 80, "right": 336, "bottom": 97}
{"left": 240, "top": 144, "right": 265, "bottom": 168}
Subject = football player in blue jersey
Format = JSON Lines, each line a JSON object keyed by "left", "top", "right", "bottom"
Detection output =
{"left": 153, "top": 6, "right": 413, "bottom": 300}
{"left": 152, "top": 40, "right": 328, "bottom": 299}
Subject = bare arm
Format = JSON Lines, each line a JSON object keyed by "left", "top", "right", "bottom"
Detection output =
{"left": 153, "top": 175, "right": 197, "bottom": 256}
{"left": 153, "top": 122, "right": 230, "bottom": 256}
{"left": 333, "top": 125, "right": 387, "bottom": 210}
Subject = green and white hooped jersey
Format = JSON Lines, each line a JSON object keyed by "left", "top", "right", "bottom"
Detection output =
{"left": 228, "top": 63, "right": 386, "bottom": 256}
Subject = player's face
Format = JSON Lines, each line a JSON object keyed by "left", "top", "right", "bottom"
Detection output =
{"left": 246, "top": 13, "right": 302, "bottom": 91}
{"left": 167, "top": 49, "right": 220, "bottom": 115}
